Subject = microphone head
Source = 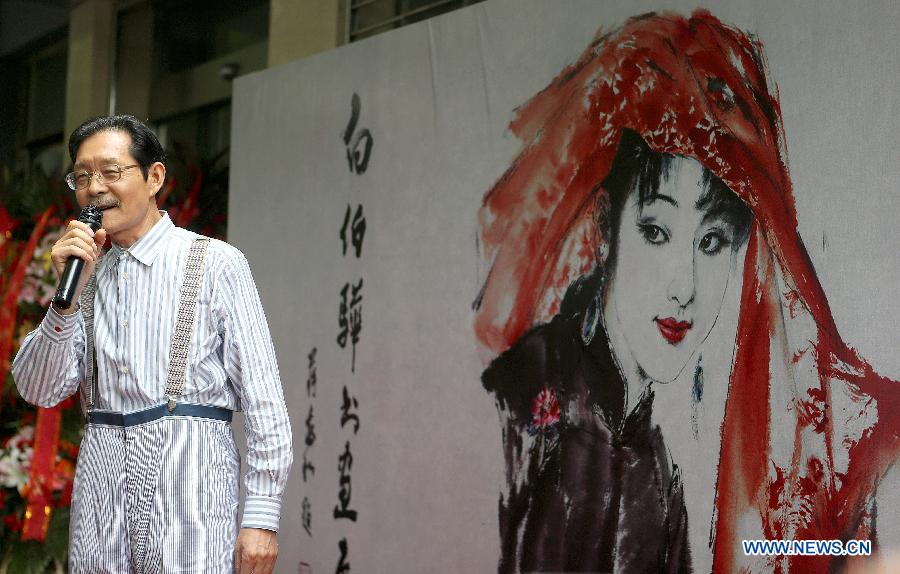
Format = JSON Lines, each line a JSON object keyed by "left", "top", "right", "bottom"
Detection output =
{"left": 78, "top": 205, "right": 103, "bottom": 231}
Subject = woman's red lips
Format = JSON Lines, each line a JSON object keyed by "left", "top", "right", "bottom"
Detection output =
{"left": 655, "top": 317, "right": 692, "bottom": 345}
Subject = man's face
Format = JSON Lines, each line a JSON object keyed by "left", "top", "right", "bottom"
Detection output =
{"left": 72, "top": 130, "right": 163, "bottom": 246}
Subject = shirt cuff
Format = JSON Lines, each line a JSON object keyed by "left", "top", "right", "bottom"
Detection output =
{"left": 241, "top": 495, "right": 282, "bottom": 531}
{"left": 39, "top": 305, "right": 82, "bottom": 343}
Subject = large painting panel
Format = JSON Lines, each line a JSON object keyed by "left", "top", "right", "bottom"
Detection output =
{"left": 230, "top": 1, "right": 900, "bottom": 572}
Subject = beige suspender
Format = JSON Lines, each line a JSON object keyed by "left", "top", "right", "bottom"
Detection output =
{"left": 79, "top": 274, "right": 98, "bottom": 414}
{"left": 164, "top": 238, "right": 210, "bottom": 411}
{"left": 79, "top": 237, "right": 211, "bottom": 415}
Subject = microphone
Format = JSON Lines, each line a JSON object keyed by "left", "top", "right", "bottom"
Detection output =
{"left": 52, "top": 205, "right": 103, "bottom": 310}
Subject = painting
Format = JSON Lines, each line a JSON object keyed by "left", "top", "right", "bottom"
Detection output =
{"left": 229, "top": 1, "right": 900, "bottom": 571}
{"left": 474, "top": 10, "right": 900, "bottom": 573}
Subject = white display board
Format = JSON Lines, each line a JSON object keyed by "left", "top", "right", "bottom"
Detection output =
{"left": 229, "top": 1, "right": 900, "bottom": 572}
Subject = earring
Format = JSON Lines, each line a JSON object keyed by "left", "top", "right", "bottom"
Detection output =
{"left": 581, "top": 295, "right": 600, "bottom": 346}
{"left": 691, "top": 353, "right": 703, "bottom": 440}
{"left": 598, "top": 241, "right": 609, "bottom": 262}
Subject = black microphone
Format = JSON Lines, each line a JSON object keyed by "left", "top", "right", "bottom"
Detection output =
{"left": 52, "top": 205, "right": 103, "bottom": 310}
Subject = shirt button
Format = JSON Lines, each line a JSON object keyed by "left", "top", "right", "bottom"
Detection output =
{"left": 119, "top": 366, "right": 129, "bottom": 374}
{"left": 123, "top": 320, "right": 129, "bottom": 327}
{"left": 122, "top": 273, "right": 128, "bottom": 280}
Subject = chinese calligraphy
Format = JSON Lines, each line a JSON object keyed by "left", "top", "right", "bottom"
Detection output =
{"left": 342, "top": 93, "right": 374, "bottom": 174}
{"left": 340, "top": 386, "right": 360, "bottom": 435}
{"left": 302, "top": 347, "right": 318, "bottom": 537}
{"left": 334, "top": 441, "right": 357, "bottom": 522}
{"left": 340, "top": 204, "right": 366, "bottom": 258}
{"left": 337, "top": 279, "right": 363, "bottom": 373}
{"left": 332, "top": 92, "right": 374, "bottom": 574}
{"left": 335, "top": 538, "right": 351, "bottom": 574}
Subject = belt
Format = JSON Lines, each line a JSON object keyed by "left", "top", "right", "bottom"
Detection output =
{"left": 88, "top": 403, "right": 233, "bottom": 427}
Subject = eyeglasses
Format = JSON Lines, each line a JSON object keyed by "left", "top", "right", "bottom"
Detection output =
{"left": 65, "top": 164, "right": 140, "bottom": 191}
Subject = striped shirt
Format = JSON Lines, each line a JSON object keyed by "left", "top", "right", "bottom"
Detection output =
{"left": 12, "top": 212, "right": 293, "bottom": 531}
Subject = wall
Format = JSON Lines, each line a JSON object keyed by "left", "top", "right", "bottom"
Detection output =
{"left": 229, "top": 1, "right": 900, "bottom": 571}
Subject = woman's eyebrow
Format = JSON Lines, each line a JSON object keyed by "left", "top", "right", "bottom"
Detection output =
{"left": 695, "top": 189, "right": 715, "bottom": 211}
{"left": 643, "top": 192, "right": 678, "bottom": 207}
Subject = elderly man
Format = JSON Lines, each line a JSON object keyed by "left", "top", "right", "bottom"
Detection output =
{"left": 12, "top": 115, "right": 292, "bottom": 574}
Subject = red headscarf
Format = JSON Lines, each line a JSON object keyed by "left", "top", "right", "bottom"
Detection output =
{"left": 475, "top": 10, "right": 899, "bottom": 572}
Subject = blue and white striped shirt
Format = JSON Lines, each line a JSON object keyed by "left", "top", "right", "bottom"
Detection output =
{"left": 12, "top": 212, "right": 292, "bottom": 531}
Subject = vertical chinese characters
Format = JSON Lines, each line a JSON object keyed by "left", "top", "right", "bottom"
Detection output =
{"left": 302, "top": 347, "right": 317, "bottom": 538}
{"left": 302, "top": 401, "right": 315, "bottom": 535}
{"left": 333, "top": 92, "right": 373, "bottom": 574}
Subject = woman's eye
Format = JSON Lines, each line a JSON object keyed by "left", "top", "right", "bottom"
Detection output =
{"left": 699, "top": 231, "right": 729, "bottom": 255}
{"left": 638, "top": 223, "right": 668, "bottom": 245}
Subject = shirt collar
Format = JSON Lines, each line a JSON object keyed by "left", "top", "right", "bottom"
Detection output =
{"left": 102, "top": 211, "right": 173, "bottom": 270}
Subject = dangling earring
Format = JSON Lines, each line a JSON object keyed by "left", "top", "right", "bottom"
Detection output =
{"left": 598, "top": 240, "right": 609, "bottom": 263}
{"left": 581, "top": 295, "right": 601, "bottom": 346}
{"left": 691, "top": 353, "right": 704, "bottom": 440}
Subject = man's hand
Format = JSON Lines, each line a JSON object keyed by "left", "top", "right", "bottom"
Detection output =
{"left": 50, "top": 219, "right": 107, "bottom": 314}
{"left": 235, "top": 528, "right": 278, "bottom": 574}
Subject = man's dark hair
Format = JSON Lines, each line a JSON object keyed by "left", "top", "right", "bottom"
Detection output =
{"left": 68, "top": 115, "right": 166, "bottom": 180}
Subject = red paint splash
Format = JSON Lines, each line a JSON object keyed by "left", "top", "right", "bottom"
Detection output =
{"left": 474, "top": 10, "right": 899, "bottom": 572}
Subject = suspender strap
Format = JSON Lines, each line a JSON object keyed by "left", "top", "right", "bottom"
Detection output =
{"left": 79, "top": 237, "right": 211, "bottom": 415}
{"left": 79, "top": 273, "right": 98, "bottom": 414}
{"left": 164, "top": 237, "right": 211, "bottom": 411}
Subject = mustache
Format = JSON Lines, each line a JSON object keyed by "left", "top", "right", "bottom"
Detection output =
{"left": 90, "top": 198, "right": 120, "bottom": 210}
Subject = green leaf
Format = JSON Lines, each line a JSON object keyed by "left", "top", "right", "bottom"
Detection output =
{"left": 5, "top": 540, "right": 49, "bottom": 574}
{"left": 0, "top": 510, "right": 71, "bottom": 574}
{"left": 43, "top": 508, "right": 68, "bottom": 564}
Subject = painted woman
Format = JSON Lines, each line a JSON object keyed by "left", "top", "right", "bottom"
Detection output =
{"left": 474, "top": 10, "right": 900, "bottom": 573}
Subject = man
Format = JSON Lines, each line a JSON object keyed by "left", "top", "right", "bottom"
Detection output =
{"left": 12, "top": 115, "right": 292, "bottom": 574}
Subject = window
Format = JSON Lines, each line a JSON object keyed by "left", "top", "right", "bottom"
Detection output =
{"left": 348, "top": 0, "right": 486, "bottom": 42}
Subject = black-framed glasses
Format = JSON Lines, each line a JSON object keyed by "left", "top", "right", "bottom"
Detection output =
{"left": 65, "top": 164, "right": 140, "bottom": 191}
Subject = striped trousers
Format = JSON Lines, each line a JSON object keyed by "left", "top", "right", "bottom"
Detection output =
{"left": 69, "top": 417, "right": 239, "bottom": 573}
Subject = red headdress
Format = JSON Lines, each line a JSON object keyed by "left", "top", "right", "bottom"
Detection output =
{"left": 475, "top": 10, "right": 899, "bottom": 572}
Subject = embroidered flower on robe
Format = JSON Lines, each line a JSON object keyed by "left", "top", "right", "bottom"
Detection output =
{"left": 528, "top": 387, "right": 561, "bottom": 435}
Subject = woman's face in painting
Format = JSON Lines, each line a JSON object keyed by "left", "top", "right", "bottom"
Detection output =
{"left": 602, "top": 156, "right": 745, "bottom": 384}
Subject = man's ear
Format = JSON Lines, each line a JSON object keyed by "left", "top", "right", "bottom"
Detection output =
{"left": 147, "top": 161, "right": 166, "bottom": 197}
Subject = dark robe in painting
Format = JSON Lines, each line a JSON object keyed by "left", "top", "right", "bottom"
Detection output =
{"left": 483, "top": 287, "right": 691, "bottom": 573}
